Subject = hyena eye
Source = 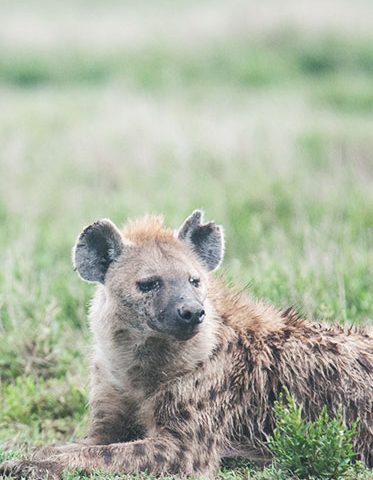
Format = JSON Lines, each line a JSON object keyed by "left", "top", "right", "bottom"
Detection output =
{"left": 137, "top": 278, "right": 162, "bottom": 293}
{"left": 189, "top": 277, "right": 200, "bottom": 288}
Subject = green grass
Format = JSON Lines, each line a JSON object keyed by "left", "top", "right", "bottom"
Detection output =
{"left": 0, "top": 1, "right": 372, "bottom": 478}
{"left": 1, "top": 34, "right": 373, "bottom": 91}
{"left": 268, "top": 390, "right": 362, "bottom": 479}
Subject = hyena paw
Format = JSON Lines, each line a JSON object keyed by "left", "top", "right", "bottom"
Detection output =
{"left": 0, "top": 459, "right": 62, "bottom": 479}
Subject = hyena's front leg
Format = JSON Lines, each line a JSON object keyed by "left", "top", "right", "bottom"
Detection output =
{"left": 12, "top": 416, "right": 222, "bottom": 479}
{"left": 87, "top": 390, "right": 144, "bottom": 444}
{"left": 0, "top": 407, "right": 225, "bottom": 478}
{"left": 40, "top": 430, "right": 221, "bottom": 477}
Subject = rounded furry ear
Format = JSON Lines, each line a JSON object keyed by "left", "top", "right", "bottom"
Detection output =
{"left": 73, "top": 219, "right": 124, "bottom": 283}
{"left": 177, "top": 210, "right": 225, "bottom": 271}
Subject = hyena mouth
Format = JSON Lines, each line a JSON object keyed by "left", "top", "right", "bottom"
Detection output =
{"left": 173, "top": 325, "right": 201, "bottom": 341}
{"left": 147, "top": 317, "right": 201, "bottom": 341}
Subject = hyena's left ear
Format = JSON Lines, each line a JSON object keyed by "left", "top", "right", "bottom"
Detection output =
{"left": 177, "top": 210, "right": 225, "bottom": 271}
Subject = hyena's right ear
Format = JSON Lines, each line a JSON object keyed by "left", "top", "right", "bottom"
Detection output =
{"left": 73, "top": 219, "right": 125, "bottom": 283}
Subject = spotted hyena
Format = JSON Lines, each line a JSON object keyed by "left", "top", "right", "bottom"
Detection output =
{"left": 1, "top": 210, "right": 372, "bottom": 479}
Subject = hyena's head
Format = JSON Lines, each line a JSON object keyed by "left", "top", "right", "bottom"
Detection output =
{"left": 73, "top": 210, "right": 224, "bottom": 341}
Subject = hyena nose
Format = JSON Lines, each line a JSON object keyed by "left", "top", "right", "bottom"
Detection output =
{"left": 177, "top": 304, "right": 205, "bottom": 326}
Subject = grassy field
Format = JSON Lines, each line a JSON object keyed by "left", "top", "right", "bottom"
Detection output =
{"left": 0, "top": 1, "right": 372, "bottom": 478}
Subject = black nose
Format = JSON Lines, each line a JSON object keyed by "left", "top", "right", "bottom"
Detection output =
{"left": 177, "top": 304, "right": 205, "bottom": 326}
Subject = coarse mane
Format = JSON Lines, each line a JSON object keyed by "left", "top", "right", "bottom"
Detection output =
{"left": 122, "top": 215, "right": 177, "bottom": 244}
{"left": 208, "top": 277, "right": 293, "bottom": 334}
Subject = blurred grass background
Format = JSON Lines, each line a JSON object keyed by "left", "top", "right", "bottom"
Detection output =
{"left": 0, "top": 0, "right": 372, "bottom": 478}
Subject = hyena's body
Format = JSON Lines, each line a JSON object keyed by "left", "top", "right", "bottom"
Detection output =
{"left": 1, "top": 212, "right": 372, "bottom": 479}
